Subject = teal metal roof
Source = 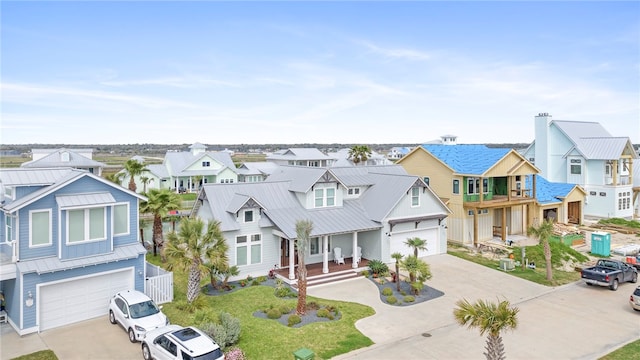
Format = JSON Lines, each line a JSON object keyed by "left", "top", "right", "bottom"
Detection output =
{"left": 526, "top": 175, "right": 577, "bottom": 204}
{"left": 421, "top": 144, "right": 510, "bottom": 175}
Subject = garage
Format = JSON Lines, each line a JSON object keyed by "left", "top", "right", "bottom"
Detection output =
{"left": 39, "top": 268, "right": 134, "bottom": 331}
{"left": 390, "top": 228, "right": 439, "bottom": 258}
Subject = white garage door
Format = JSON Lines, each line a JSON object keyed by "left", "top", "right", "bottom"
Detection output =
{"left": 390, "top": 229, "right": 439, "bottom": 258}
{"left": 39, "top": 268, "right": 134, "bottom": 331}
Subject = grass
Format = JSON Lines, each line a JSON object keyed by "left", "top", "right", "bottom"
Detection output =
{"left": 147, "top": 254, "right": 375, "bottom": 360}
{"left": 447, "top": 243, "right": 583, "bottom": 286}
{"left": 11, "top": 350, "right": 58, "bottom": 360}
{"left": 600, "top": 339, "right": 640, "bottom": 360}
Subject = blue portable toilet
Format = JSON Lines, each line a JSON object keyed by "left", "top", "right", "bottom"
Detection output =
{"left": 591, "top": 231, "right": 611, "bottom": 257}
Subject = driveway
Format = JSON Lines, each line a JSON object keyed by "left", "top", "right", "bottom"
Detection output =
{"left": 309, "top": 254, "right": 640, "bottom": 360}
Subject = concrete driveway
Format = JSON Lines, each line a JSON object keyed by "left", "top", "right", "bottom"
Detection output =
{"left": 1, "top": 316, "right": 140, "bottom": 360}
{"left": 309, "top": 254, "right": 640, "bottom": 360}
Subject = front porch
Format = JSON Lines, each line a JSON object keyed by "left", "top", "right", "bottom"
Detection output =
{"left": 274, "top": 257, "right": 370, "bottom": 288}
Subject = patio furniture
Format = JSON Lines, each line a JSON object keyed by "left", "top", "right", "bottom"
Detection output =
{"left": 333, "top": 247, "right": 345, "bottom": 265}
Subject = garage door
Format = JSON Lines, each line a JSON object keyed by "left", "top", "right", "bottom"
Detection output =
{"left": 39, "top": 268, "right": 134, "bottom": 331}
{"left": 390, "top": 229, "right": 439, "bottom": 258}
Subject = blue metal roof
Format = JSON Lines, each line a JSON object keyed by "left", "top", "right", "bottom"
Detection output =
{"left": 525, "top": 175, "right": 577, "bottom": 204}
{"left": 421, "top": 144, "right": 510, "bottom": 175}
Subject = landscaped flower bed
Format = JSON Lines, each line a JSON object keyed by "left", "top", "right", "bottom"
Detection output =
{"left": 366, "top": 273, "right": 444, "bottom": 306}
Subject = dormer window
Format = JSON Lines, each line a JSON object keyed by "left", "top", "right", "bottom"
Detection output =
{"left": 244, "top": 209, "right": 254, "bottom": 223}
{"left": 61, "top": 152, "right": 70, "bottom": 162}
{"left": 202, "top": 161, "right": 210, "bottom": 167}
{"left": 314, "top": 187, "right": 335, "bottom": 208}
{"left": 348, "top": 188, "right": 360, "bottom": 195}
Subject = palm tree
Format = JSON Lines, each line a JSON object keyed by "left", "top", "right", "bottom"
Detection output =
{"left": 390, "top": 252, "right": 404, "bottom": 292}
{"left": 348, "top": 145, "right": 372, "bottom": 166}
{"left": 295, "top": 219, "right": 313, "bottom": 316}
{"left": 404, "top": 237, "right": 428, "bottom": 258}
{"left": 453, "top": 298, "right": 519, "bottom": 360}
{"left": 527, "top": 219, "right": 554, "bottom": 281}
{"left": 164, "top": 217, "right": 228, "bottom": 304}
{"left": 119, "top": 159, "right": 149, "bottom": 192}
{"left": 399, "top": 255, "right": 432, "bottom": 295}
{"left": 140, "top": 188, "right": 182, "bottom": 261}
{"left": 140, "top": 176, "right": 152, "bottom": 194}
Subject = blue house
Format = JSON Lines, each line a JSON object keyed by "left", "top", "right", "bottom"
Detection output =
{"left": 0, "top": 167, "right": 148, "bottom": 335}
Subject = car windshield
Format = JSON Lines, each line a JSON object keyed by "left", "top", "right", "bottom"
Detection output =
{"left": 187, "top": 348, "right": 224, "bottom": 360}
{"left": 129, "top": 300, "right": 160, "bottom": 319}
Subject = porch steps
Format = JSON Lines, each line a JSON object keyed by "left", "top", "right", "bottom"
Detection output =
{"left": 291, "top": 270, "right": 361, "bottom": 289}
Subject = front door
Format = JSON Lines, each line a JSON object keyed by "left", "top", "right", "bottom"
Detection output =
{"left": 280, "top": 238, "right": 298, "bottom": 268}
{"left": 568, "top": 201, "right": 581, "bottom": 224}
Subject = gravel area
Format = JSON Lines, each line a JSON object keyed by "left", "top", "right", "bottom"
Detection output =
{"left": 366, "top": 275, "right": 445, "bottom": 306}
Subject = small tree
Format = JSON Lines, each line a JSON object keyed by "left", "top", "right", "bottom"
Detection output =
{"left": 527, "top": 220, "right": 554, "bottom": 281}
{"left": 348, "top": 145, "right": 372, "bottom": 166}
{"left": 453, "top": 298, "right": 519, "bottom": 360}
{"left": 404, "top": 237, "right": 427, "bottom": 258}
{"left": 295, "top": 219, "right": 313, "bottom": 316}
{"left": 118, "top": 158, "right": 149, "bottom": 192}
{"left": 390, "top": 252, "right": 404, "bottom": 292}
{"left": 400, "top": 255, "right": 432, "bottom": 295}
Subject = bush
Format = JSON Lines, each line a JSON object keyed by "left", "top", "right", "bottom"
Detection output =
{"left": 400, "top": 290, "right": 407, "bottom": 296}
{"left": 368, "top": 259, "right": 389, "bottom": 275}
{"left": 411, "top": 281, "right": 424, "bottom": 294}
{"left": 225, "top": 347, "right": 246, "bottom": 360}
{"left": 274, "top": 286, "right": 296, "bottom": 298}
{"left": 278, "top": 304, "right": 291, "bottom": 315}
{"left": 386, "top": 295, "right": 398, "bottom": 304}
{"left": 266, "top": 308, "right": 281, "bottom": 319}
{"left": 201, "top": 323, "right": 226, "bottom": 348}
{"left": 403, "top": 295, "right": 415, "bottom": 303}
{"left": 256, "top": 275, "right": 267, "bottom": 283}
{"left": 361, "top": 270, "right": 370, "bottom": 277}
{"left": 287, "top": 314, "right": 301, "bottom": 327}
{"left": 307, "top": 301, "right": 320, "bottom": 310}
{"left": 316, "top": 308, "right": 335, "bottom": 320}
{"left": 200, "top": 312, "right": 241, "bottom": 350}
{"left": 251, "top": 279, "right": 261, "bottom": 286}
{"left": 381, "top": 287, "right": 393, "bottom": 296}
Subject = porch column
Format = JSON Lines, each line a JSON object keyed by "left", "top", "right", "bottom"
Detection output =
{"left": 473, "top": 210, "right": 479, "bottom": 247}
{"left": 322, "top": 236, "right": 329, "bottom": 274}
{"left": 352, "top": 231, "right": 358, "bottom": 268}
{"left": 288, "top": 239, "right": 295, "bottom": 280}
{"left": 613, "top": 160, "right": 618, "bottom": 186}
{"left": 502, "top": 207, "right": 507, "bottom": 240}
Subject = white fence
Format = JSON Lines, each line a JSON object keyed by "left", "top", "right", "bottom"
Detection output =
{"left": 145, "top": 262, "right": 174, "bottom": 305}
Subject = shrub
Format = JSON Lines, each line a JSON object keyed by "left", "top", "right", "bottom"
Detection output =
{"left": 386, "top": 295, "right": 398, "bottom": 304}
{"left": 225, "top": 347, "right": 246, "bottom": 360}
{"left": 246, "top": 275, "right": 253, "bottom": 282}
{"left": 201, "top": 323, "right": 225, "bottom": 348}
{"left": 218, "top": 312, "right": 241, "bottom": 348}
{"left": 287, "top": 314, "right": 301, "bottom": 327}
{"left": 400, "top": 290, "right": 407, "bottom": 296}
{"left": 368, "top": 259, "right": 389, "bottom": 275}
{"left": 307, "top": 301, "right": 320, "bottom": 310}
{"left": 251, "top": 279, "right": 260, "bottom": 286}
{"left": 266, "top": 308, "right": 281, "bottom": 319}
{"left": 316, "top": 308, "right": 335, "bottom": 320}
{"left": 193, "top": 309, "right": 215, "bottom": 323}
{"left": 411, "top": 281, "right": 424, "bottom": 295}
{"left": 256, "top": 275, "right": 267, "bottom": 283}
{"left": 278, "top": 304, "right": 291, "bottom": 315}
{"left": 274, "top": 286, "right": 295, "bottom": 298}
{"left": 381, "top": 287, "right": 393, "bottom": 296}
{"left": 361, "top": 270, "right": 370, "bottom": 277}
{"left": 403, "top": 295, "right": 415, "bottom": 303}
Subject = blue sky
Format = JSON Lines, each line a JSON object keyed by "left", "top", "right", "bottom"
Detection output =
{"left": 2, "top": 1, "right": 639, "bottom": 145}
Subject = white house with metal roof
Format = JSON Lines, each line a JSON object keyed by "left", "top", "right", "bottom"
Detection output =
{"left": 523, "top": 113, "right": 636, "bottom": 219}
{"left": 21, "top": 148, "right": 106, "bottom": 176}
{"left": 0, "top": 167, "right": 149, "bottom": 335}
{"left": 266, "top": 148, "right": 336, "bottom": 167}
{"left": 193, "top": 165, "right": 451, "bottom": 282}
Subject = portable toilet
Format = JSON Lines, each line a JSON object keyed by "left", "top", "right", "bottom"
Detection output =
{"left": 591, "top": 231, "right": 611, "bottom": 257}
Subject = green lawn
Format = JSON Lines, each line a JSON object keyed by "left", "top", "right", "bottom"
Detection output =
{"left": 600, "top": 339, "right": 640, "bottom": 360}
{"left": 149, "top": 255, "right": 375, "bottom": 360}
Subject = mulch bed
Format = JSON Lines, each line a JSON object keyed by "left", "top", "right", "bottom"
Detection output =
{"left": 367, "top": 275, "right": 444, "bottom": 306}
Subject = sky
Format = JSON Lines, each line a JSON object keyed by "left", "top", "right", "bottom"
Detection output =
{"left": 1, "top": 1, "right": 639, "bottom": 145}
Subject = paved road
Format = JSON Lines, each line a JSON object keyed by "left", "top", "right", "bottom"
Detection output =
{"left": 309, "top": 254, "right": 640, "bottom": 360}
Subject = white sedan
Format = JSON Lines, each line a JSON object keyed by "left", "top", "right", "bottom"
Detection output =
{"left": 109, "top": 290, "right": 169, "bottom": 342}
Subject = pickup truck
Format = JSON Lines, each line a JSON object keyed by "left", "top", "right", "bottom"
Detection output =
{"left": 581, "top": 259, "right": 638, "bottom": 291}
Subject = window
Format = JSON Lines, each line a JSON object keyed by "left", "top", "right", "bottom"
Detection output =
{"left": 30, "top": 210, "right": 51, "bottom": 247}
{"left": 244, "top": 210, "right": 254, "bottom": 223}
{"left": 308, "top": 161, "right": 319, "bottom": 167}
{"left": 5, "top": 214, "right": 15, "bottom": 242}
{"left": 314, "top": 188, "right": 336, "bottom": 208}
{"left": 482, "top": 179, "right": 488, "bottom": 193}
{"left": 452, "top": 180, "right": 459, "bottom": 194}
{"left": 202, "top": 161, "right": 210, "bottom": 167}
{"left": 68, "top": 207, "right": 106, "bottom": 243}
{"left": 236, "top": 234, "right": 261, "bottom": 266}
{"left": 348, "top": 188, "right": 360, "bottom": 195}
{"left": 570, "top": 159, "right": 582, "bottom": 175}
{"left": 114, "top": 204, "right": 129, "bottom": 236}
{"left": 310, "top": 237, "right": 320, "bottom": 255}
{"left": 467, "top": 178, "right": 480, "bottom": 195}
{"left": 411, "top": 187, "right": 420, "bottom": 207}
{"left": 423, "top": 177, "right": 430, "bottom": 186}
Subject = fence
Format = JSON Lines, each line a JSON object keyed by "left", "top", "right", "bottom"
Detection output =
{"left": 145, "top": 262, "right": 174, "bottom": 305}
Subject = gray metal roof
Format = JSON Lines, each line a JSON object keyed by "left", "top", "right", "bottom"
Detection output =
{"left": 266, "top": 148, "right": 335, "bottom": 161}
{"left": 266, "top": 166, "right": 332, "bottom": 193}
{"left": 0, "top": 167, "right": 77, "bottom": 186}
{"left": 56, "top": 192, "right": 116, "bottom": 208}
{"left": 16, "top": 243, "right": 145, "bottom": 274}
{"left": 164, "top": 151, "right": 237, "bottom": 177}
{"left": 147, "top": 164, "right": 170, "bottom": 178}
{"left": 236, "top": 161, "right": 279, "bottom": 176}
{"left": 21, "top": 148, "right": 106, "bottom": 168}
{"left": 577, "top": 137, "right": 637, "bottom": 160}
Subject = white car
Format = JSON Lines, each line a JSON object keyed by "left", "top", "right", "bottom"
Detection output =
{"left": 142, "top": 325, "right": 225, "bottom": 360}
{"left": 108, "top": 290, "right": 169, "bottom": 342}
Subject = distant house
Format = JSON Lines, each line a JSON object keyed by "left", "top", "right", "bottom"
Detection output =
{"left": 328, "top": 148, "right": 393, "bottom": 167}
{"left": 120, "top": 143, "right": 239, "bottom": 193}
{"left": 236, "top": 162, "right": 279, "bottom": 182}
{"left": 193, "top": 165, "right": 451, "bottom": 281}
{"left": 387, "top": 147, "right": 412, "bottom": 160}
{"left": 21, "top": 148, "right": 106, "bottom": 176}
{"left": 0, "top": 167, "right": 148, "bottom": 335}
{"left": 266, "top": 148, "right": 336, "bottom": 168}
{"left": 522, "top": 113, "right": 637, "bottom": 219}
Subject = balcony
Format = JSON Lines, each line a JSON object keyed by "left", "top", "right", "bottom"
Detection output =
{"left": 0, "top": 241, "right": 17, "bottom": 280}
{"left": 464, "top": 190, "right": 535, "bottom": 209}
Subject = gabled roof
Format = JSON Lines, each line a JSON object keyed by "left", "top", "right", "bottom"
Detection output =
{"left": 146, "top": 164, "right": 170, "bottom": 178}
{"left": 266, "top": 148, "right": 335, "bottom": 161}
{"left": 266, "top": 166, "right": 346, "bottom": 193}
{"left": 525, "top": 175, "right": 584, "bottom": 205}
{"left": 236, "top": 161, "right": 279, "bottom": 176}
{"left": 421, "top": 144, "right": 511, "bottom": 175}
{"left": 0, "top": 167, "right": 145, "bottom": 213}
{"left": 552, "top": 120, "right": 638, "bottom": 160}
{"left": 164, "top": 151, "right": 237, "bottom": 176}
{"left": 21, "top": 148, "right": 106, "bottom": 169}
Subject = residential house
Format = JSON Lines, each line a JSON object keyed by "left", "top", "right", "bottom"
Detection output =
{"left": 21, "top": 148, "right": 106, "bottom": 176}
{"left": 328, "top": 148, "right": 394, "bottom": 167}
{"left": 0, "top": 167, "right": 148, "bottom": 335}
{"left": 522, "top": 113, "right": 637, "bottom": 219}
{"left": 387, "top": 147, "right": 412, "bottom": 160}
{"left": 236, "top": 162, "right": 279, "bottom": 183}
{"left": 120, "top": 143, "right": 239, "bottom": 193}
{"left": 525, "top": 175, "right": 586, "bottom": 226}
{"left": 193, "top": 165, "right": 450, "bottom": 282}
{"left": 397, "top": 144, "right": 539, "bottom": 247}
{"left": 266, "top": 148, "right": 336, "bottom": 167}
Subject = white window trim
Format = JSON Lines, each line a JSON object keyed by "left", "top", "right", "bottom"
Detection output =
{"left": 235, "top": 233, "right": 262, "bottom": 266}
{"left": 314, "top": 187, "right": 336, "bottom": 208}
{"left": 66, "top": 206, "right": 107, "bottom": 245}
{"left": 243, "top": 209, "right": 255, "bottom": 223}
{"left": 411, "top": 187, "right": 420, "bottom": 207}
{"left": 29, "top": 209, "right": 52, "bottom": 248}
{"left": 113, "top": 203, "right": 130, "bottom": 237}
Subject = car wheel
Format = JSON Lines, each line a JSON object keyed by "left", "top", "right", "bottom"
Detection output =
{"left": 109, "top": 310, "right": 116, "bottom": 325}
{"left": 142, "top": 343, "right": 153, "bottom": 360}
{"left": 128, "top": 328, "right": 137, "bottom": 343}
{"left": 632, "top": 273, "right": 638, "bottom": 283}
{"left": 610, "top": 279, "right": 619, "bottom": 291}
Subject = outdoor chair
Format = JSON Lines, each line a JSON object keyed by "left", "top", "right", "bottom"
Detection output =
{"left": 334, "top": 247, "right": 345, "bottom": 265}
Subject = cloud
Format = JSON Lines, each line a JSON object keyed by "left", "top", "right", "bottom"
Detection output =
{"left": 359, "top": 40, "right": 432, "bottom": 61}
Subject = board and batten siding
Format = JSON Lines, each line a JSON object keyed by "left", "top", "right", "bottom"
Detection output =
{"left": 397, "top": 148, "right": 454, "bottom": 200}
